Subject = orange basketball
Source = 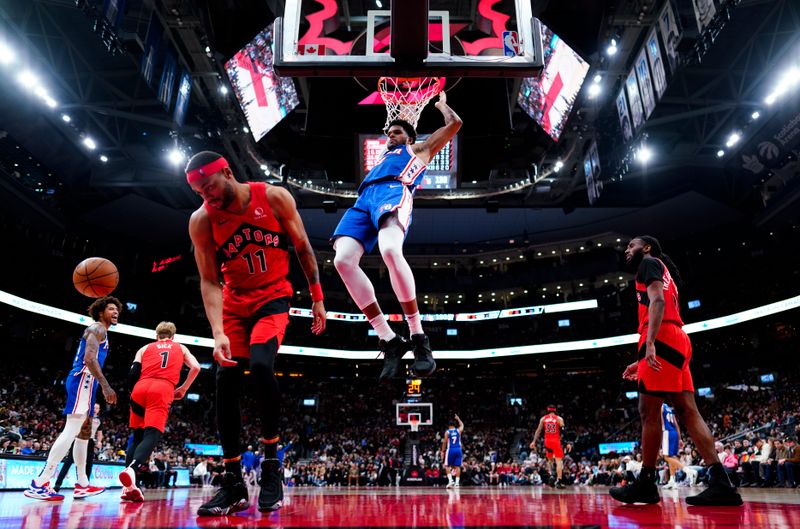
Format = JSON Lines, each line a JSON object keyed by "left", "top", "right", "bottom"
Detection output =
{"left": 73, "top": 257, "right": 119, "bottom": 298}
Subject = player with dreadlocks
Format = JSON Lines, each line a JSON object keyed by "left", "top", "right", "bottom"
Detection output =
{"left": 611, "top": 236, "right": 742, "bottom": 506}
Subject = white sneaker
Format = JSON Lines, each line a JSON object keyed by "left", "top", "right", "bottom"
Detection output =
{"left": 446, "top": 482, "right": 454, "bottom": 489}
{"left": 662, "top": 479, "right": 676, "bottom": 490}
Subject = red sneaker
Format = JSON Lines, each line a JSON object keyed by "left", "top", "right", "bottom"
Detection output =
{"left": 73, "top": 484, "right": 105, "bottom": 498}
{"left": 120, "top": 487, "right": 144, "bottom": 502}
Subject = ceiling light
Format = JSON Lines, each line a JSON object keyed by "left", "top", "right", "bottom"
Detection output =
{"left": 751, "top": 111, "right": 760, "bottom": 120}
{"left": 167, "top": 148, "right": 185, "bottom": 165}
{"left": 593, "top": 74, "right": 602, "bottom": 84}
{"left": 219, "top": 85, "right": 229, "bottom": 95}
{"left": 17, "top": 70, "right": 39, "bottom": 88}
{"left": 243, "top": 126, "right": 249, "bottom": 133}
{"left": 61, "top": 114, "right": 71, "bottom": 123}
{"left": 635, "top": 145, "right": 653, "bottom": 164}
{"left": 260, "top": 164, "right": 268, "bottom": 171}
{"left": 725, "top": 132, "right": 741, "bottom": 148}
{"left": 588, "top": 83, "right": 601, "bottom": 98}
{"left": 0, "top": 41, "right": 15, "bottom": 65}
{"left": 716, "top": 149, "right": 725, "bottom": 158}
{"left": 204, "top": 46, "right": 211, "bottom": 53}
{"left": 606, "top": 39, "right": 618, "bottom": 56}
{"left": 100, "top": 155, "right": 108, "bottom": 163}
{"left": 82, "top": 137, "right": 97, "bottom": 150}
{"left": 376, "top": 0, "right": 383, "bottom": 6}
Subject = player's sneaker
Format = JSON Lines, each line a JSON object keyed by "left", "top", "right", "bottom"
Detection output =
{"left": 685, "top": 483, "right": 743, "bottom": 506}
{"left": 410, "top": 334, "right": 436, "bottom": 376}
{"left": 610, "top": 478, "right": 660, "bottom": 505}
{"left": 257, "top": 458, "right": 284, "bottom": 512}
{"left": 73, "top": 484, "right": 105, "bottom": 498}
{"left": 197, "top": 473, "right": 249, "bottom": 516}
{"left": 662, "top": 478, "right": 677, "bottom": 490}
{"left": 446, "top": 482, "right": 454, "bottom": 489}
{"left": 378, "top": 335, "right": 408, "bottom": 382}
{"left": 118, "top": 468, "right": 144, "bottom": 502}
{"left": 555, "top": 480, "right": 565, "bottom": 489}
{"left": 23, "top": 480, "right": 64, "bottom": 501}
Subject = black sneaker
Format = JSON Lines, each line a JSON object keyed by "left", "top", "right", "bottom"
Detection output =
{"left": 686, "top": 483, "right": 743, "bottom": 507}
{"left": 258, "top": 459, "right": 283, "bottom": 512}
{"left": 197, "top": 473, "right": 249, "bottom": 516}
{"left": 610, "top": 478, "right": 660, "bottom": 504}
{"left": 378, "top": 335, "right": 408, "bottom": 382}
{"left": 410, "top": 334, "right": 436, "bottom": 376}
{"left": 555, "top": 480, "right": 565, "bottom": 489}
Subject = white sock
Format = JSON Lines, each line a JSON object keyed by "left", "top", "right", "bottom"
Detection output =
{"left": 74, "top": 439, "right": 89, "bottom": 487}
{"left": 447, "top": 473, "right": 454, "bottom": 484}
{"left": 35, "top": 416, "right": 85, "bottom": 487}
{"left": 455, "top": 476, "right": 460, "bottom": 485}
{"left": 406, "top": 312, "right": 423, "bottom": 335}
{"left": 369, "top": 314, "right": 396, "bottom": 342}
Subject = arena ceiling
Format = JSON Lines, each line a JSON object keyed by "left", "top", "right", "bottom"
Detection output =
{"left": 0, "top": 0, "right": 798, "bottom": 247}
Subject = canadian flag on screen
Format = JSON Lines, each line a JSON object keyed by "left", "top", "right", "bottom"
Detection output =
{"left": 297, "top": 44, "right": 326, "bottom": 56}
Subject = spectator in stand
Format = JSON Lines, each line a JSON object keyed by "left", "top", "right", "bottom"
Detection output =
{"left": 193, "top": 459, "right": 211, "bottom": 487}
{"left": 742, "top": 438, "right": 769, "bottom": 486}
{"left": 721, "top": 445, "right": 739, "bottom": 486}
{"left": 778, "top": 437, "right": 799, "bottom": 488}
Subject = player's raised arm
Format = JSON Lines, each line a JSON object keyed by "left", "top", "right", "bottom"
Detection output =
{"left": 189, "top": 209, "right": 236, "bottom": 366}
{"left": 174, "top": 345, "right": 201, "bottom": 400}
{"left": 268, "top": 185, "right": 327, "bottom": 335}
{"left": 83, "top": 324, "right": 116, "bottom": 405}
{"left": 412, "top": 91, "right": 462, "bottom": 164}
{"left": 455, "top": 414, "right": 464, "bottom": 434}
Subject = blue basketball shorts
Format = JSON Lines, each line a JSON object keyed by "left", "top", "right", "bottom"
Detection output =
{"left": 332, "top": 180, "right": 413, "bottom": 253}
{"left": 63, "top": 370, "right": 98, "bottom": 416}
{"left": 446, "top": 448, "right": 463, "bottom": 467}
{"left": 662, "top": 430, "right": 679, "bottom": 457}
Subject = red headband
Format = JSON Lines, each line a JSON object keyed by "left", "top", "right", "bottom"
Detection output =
{"left": 547, "top": 407, "right": 556, "bottom": 412}
{"left": 186, "top": 157, "right": 229, "bottom": 184}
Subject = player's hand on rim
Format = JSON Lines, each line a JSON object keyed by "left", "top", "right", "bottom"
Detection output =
{"left": 434, "top": 91, "right": 447, "bottom": 110}
{"left": 644, "top": 342, "right": 662, "bottom": 371}
{"left": 311, "top": 300, "right": 327, "bottom": 335}
{"left": 213, "top": 334, "right": 237, "bottom": 366}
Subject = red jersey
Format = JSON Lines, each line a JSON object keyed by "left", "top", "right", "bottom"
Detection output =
{"left": 543, "top": 414, "right": 561, "bottom": 441}
{"left": 205, "top": 182, "right": 293, "bottom": 316}
{"left": 635, "top": 257, "right": 684, "bottom": 334}
{"left": 140, "top": 339, "right": 183, "bottom": 386}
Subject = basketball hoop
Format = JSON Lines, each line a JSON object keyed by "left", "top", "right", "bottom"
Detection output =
{"left": 378, "top": 76, "right": 442, "bottom": 131}
{"left": 408, "top": 413, "right": 421, "bottom": 432}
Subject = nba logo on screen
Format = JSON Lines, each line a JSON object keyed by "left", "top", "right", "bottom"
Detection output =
{"left": 502, "top": 31, "right": 519, "bottom": 56}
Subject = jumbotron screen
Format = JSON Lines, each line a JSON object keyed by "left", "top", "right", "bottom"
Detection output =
{"left": 358, "top": 134, "right": 458, "bottom": 189}
{"left": 224, "top": 23, "right": 300, "bottom": 142}
{"left": 517, "top": 23, "right": 590, "bottom": 141}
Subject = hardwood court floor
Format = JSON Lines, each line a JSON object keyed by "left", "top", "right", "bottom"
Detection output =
{"left": 2, "top": 485, "right": 799, "bottom": 528}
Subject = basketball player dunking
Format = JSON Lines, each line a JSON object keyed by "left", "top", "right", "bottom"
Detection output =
{"left": 332, "top": 91, "right": 462, "bottom": 382}
{"left": 187, "top": 152, "right": 326, "bottom": 515}
{"left": 611, "top": 236, "right": 741, "bottom": 506}
{"left": 24, "top": 296, "right": 121, "bottom": 501}
{"left": 441, "top": 414, "right": 464, "bottom": 488}
{"left": 531, "top": 405, "right": 566, "bottom": 489}
{"left": 118, "top": 321, "right": 201, "bottom": 502}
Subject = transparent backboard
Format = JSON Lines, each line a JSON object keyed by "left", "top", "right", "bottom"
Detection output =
{"left": 274, "top": 0, "right": 543, "bottom": 78}
{"left": 396, "top": 402, "right": 433, "bottom": 427}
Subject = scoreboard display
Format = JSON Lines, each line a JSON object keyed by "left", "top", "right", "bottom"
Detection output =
{"left": 358, "top": 134, "right": 459, "bottom": 189}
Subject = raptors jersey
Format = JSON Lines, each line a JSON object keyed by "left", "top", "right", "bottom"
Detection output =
{"left": 359, "top": 144, "right": 427, "bottom": 192}
{"left": 140, "top": 339, "right": 183, "bottom": 386}
{"left": 205, "top": 182, "right": 293, "bottom": 316}
{"left": 635, "top": 257, "right": 683, "bottom": 334}
{"left": 543, "top": 414, "right": 561, "bottom": 442}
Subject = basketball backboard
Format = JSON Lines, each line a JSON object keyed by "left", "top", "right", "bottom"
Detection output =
{"left": 396, "top": 402, "right": 433, "bottom": 427}
{"left": 274, "top": 0, "right": 544, "bottom": 78}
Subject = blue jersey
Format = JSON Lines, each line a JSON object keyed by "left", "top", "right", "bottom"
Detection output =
{"left": 242, "top": 450, "right": 257, "bottom": 470}
{"left": 359, "top": 144, "right": 427, "bottom": 192}
{"left": 69, "top": 333, "right": 109, "bottom": 375}
{"left": 661, "top": 404, "right": 677, "bottom": 433}
{"left": 446, "top": 428, "right": 461, "bottom": 451}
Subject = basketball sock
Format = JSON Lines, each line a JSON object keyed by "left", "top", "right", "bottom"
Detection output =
{"left": 707, "top": 462, "right": 733, "bottom": 487}
{"left": 130, "top": 427, "right": 162, "bottom": 470}
{"left": 126, "top": 428, "right": 144, "bottom": 467}
{"left": 251, "top": 339, "right": 281, "bottom": 453}
{"left": 378, "top": 223, "right": 417, "bottom": 304}
{"left": 35, "top": 416, "right": 85, "bottom": 487}
{"left": 73, "top": 439, "right": 89, "bottom": 487}
{"left": 369, "top": 314, "right": 396, "bottom": 342}
{"left": 405, "top": 312, "right": 423, "bottom": 335}
{"left": 224, "top": 456, "right": 243, "bottom": 481}
{"left": 447, "top": 473, "right": 454, "bottom": 484}
{"left": 262, "top": 437, "right": 279, "bottom": 459}
{"left": 455, "top": 476, "right": 460, "bottom": 485}
{"left": 216, "top": 362, "right": 245, "bottom": 478}
{"left": 640, "top": 466, "right": 656, "bottom": 483}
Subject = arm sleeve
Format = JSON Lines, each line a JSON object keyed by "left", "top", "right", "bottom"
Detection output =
{"left": 128, "top": 362, "right": 142, "bottom": 387}
{"left": 636, "top": 258, "right": 665, "bottom": 286}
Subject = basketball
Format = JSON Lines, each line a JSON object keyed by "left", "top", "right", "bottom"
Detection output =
{"left": 72, "top": 257, "right": 119, "bottom": 298}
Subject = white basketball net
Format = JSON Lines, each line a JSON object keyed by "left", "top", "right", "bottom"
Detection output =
{"left": 378, "top": 77, "right": 442, "bottom": 131}
{"left": 408, "top": 414, "right": 421, "bottom": 432}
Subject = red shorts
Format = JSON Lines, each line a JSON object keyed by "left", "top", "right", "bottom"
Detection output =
{"left": 130, "top": 378, "right": 174, "bottom": 432}
{"left": 224, "top": 312, "right": 289, "bottom": 359}
{"left": 544, "top": 438, "right": 564, "bottom": 459}
{"left": 637, "top": 324, "right": 694, "bottom": 395}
